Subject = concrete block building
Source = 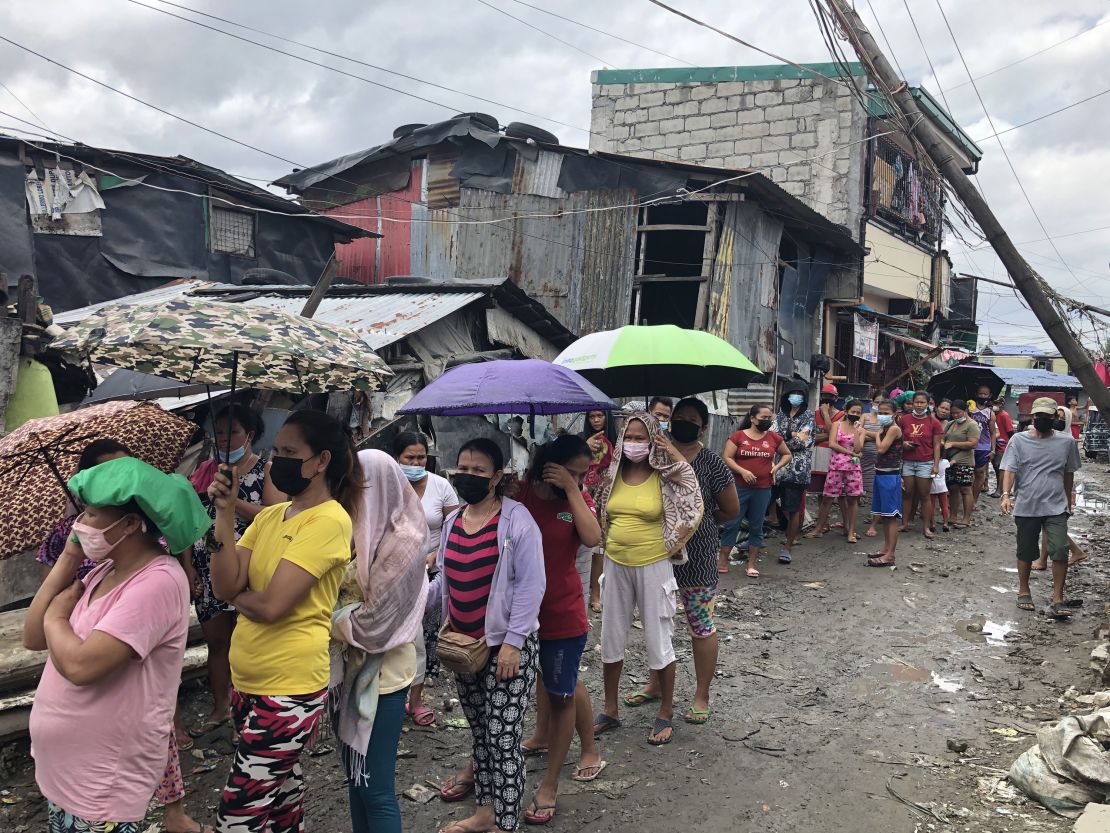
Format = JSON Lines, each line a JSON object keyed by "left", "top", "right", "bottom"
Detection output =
{"left": 590, "top": 63, "right": 984, "bottom": 390}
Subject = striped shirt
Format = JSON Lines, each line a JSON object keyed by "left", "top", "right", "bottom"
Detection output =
{"left": 444, "top": 513, "right": 501, "bottom": 639}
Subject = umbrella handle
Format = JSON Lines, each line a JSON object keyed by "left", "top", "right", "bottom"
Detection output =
{"left": 225, "top": 351, "right": 239, "bottom": 464}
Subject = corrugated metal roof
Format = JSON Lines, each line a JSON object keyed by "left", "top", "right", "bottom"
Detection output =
{"left": 989, "top": 367, "right": 1080, "bottom": 388}
{"left": 983, "top": 343, "right": 1047, "bottom": 357}
{"left": 54, "top": 280, "right": 214, "bottom": 325}
{"left": 238, "top": 292, "right": 484, "bottom": 350}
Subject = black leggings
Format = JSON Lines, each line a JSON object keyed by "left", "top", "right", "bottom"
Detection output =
{"left": 454, "top": 636, "right": 539, "bottom": 831}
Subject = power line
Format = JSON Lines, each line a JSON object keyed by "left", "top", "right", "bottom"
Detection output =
{"left": 900, "top": 0, "right": 953, "bottom": 113}
{"left": 864, "top": 0, "right": 908, "bottom": 81}
{"left": 473, "top": 0, "right": 612, "bottom": 66}
{"left": 975, "top": 84, "right": 1110, "bottom": 142}
{"left": 0, "top": 34, "right": 302, "bottom": 167}
{"left": 933, "top": 0, "right": 1088, "bottom": 296}
{"left": 0, "top": 80, "right": 52, "bottom": 133}
{"left": 502, "top": 0, "right": 694, "bottom": 65}
{"left": 948, "top": 16, "right": 1110, "bottom": 90}
{"left": 136, "top": 0, "right": 591, "bottom": 136}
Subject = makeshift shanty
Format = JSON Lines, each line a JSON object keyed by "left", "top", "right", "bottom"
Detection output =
{"left": 399, "top": 359, "right": 615, "bottom": 418}
{"left": 554, "top": 324, "right": 762, "bottom": 398}
{"left": 0, "top": 400, "right": 195, "bottom": 560}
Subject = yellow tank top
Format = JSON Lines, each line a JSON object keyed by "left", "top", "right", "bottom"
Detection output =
{"left": 605, "top": 471, "right": 668, "bottom": 567}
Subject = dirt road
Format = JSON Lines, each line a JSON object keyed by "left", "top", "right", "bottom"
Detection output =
{"left": 2, "top": 468, "right": 1108, "bottom": 833}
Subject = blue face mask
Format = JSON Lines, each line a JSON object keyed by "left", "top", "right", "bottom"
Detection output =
{"left": 400, "top": 464, "right": 427, "bottom": 482}
{"left": 877, "top": 414, "right": 894, "bottom": 427}
{"left": 659, "top": 421, "right": 669, "bottom": 432}
{"left": 217, "top": 445, "right": 246, "bottom": 464}
{"left": 787, "top": 394, "right": 804, "bottom": 407}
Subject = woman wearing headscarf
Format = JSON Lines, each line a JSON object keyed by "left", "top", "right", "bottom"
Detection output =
{"left": 330, "top": 450, "right": 430, "bottom": 833}
{"left": 25, "top": 457, "right": 210, "bottom": 833}
{"left": 591, "top": 412, "right": 702, "bottom": 747}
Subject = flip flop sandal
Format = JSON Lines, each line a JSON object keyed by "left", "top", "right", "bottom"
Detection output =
{"left": 866, "top": 557, "right": 895, "bottom": 567}
{"left": 684, "top": 707, "right": 712, "bottom": 725}
{"left": 623, "top": 689, "right": 659, "bottom": 707}
{"left": 847, "top": 534, "right": 859, "bottom": 544}
{"left": 439, "top": 775, "right": 475, "bottom": 803}
{"left": 572, "top": 760, "right": 609, "bottom": 782}
{"left": 521, "top": 743, "right": 548, "bottom": 758}
{"left": 176, "top": 734, "right": 194, "bottom": 751}
{"left": 524, "top": 801, "right": 557, "bottom": 825}
{"left": 778, "top": 551, "right": 792, "bottom": 564}
{"left": 1048, "top": 602, "right": 1073, "bottom": 620}
{"left": 1016, "top": 594, "right": 1035, "bottom": 611}
{"left": 647, "top": 718, "right": 674, "bottom": 746}
{"left": 745, "top": 567, "right": 760, "bottom": 578}
{"left": 406, "top": 703, "right": 436, "bottom": 727}
{"left": 593, "top": 713, "right": 622, "bottom": 736}
{"left": 188, "top": 717, "right": 229, "bottom": 739}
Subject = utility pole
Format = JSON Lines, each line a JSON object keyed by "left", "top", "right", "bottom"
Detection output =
{"left": 827, "top": 0, "right": 1110, "bottom": 415}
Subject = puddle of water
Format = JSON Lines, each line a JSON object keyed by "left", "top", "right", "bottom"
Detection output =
{"left": 990, "top": 585, "right": 1011, "bottom": 594}
{"left": 999, "top": 567, "right": 1018, "bottom": 573}
{"left": 1073, "top": 484, "right": 1106, "bottom": 515}
{"left": 956, "top": 616, "right": 1016, "bottom": 646}
{"left": 931, "top": 672, "right": 964, "bottom": 692}
{"left": 873, "top": 662, "right": 931, "bottom": 683}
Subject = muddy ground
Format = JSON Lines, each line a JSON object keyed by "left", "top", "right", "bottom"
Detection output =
{"left": 2, "top": 467, "right": 1109, "bottom": 833}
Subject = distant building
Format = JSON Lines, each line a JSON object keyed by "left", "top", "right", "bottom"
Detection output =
{"left": 0, "top": 136, "right": 373, "bottom": 312}
{"left": 981, "top": 343, "right": 1069, "bottom": 375}
{"left": 588, "top": 63, "right": 984, "bottom": 388}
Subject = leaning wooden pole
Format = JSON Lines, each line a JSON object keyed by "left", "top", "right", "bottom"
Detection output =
{"left": 827, "top": 0, "right": 1110, "bottom": 417}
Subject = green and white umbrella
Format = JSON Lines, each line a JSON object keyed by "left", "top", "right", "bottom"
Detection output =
{"left": 553, "top": 325, "right": 763, "bottom": 398}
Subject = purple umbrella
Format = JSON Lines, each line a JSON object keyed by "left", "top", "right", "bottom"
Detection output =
{"left": 398, "top": 359, "right": 616, "bottom": 416}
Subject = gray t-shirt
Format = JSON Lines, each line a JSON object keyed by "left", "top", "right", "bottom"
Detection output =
{"left": 999, "top": 430, "right": 1080, "bottom": 517}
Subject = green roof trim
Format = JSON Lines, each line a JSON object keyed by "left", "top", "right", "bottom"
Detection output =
{"left": 866, "top": 86, "right": 983, "bottom": 162}
{"left": 594, "top": 62, "right": 866, "bottom": 86}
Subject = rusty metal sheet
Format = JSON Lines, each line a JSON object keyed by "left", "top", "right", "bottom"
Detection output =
{"left": 511, "top": 150, "right": 566, "bottom": 199}
{"left": 708, "top": 200, "right": 782, "bottom": 375}
{"left": 426, "top": 148, "right": 460, "bottom": 209}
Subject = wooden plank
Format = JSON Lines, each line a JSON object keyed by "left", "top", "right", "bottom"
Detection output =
{"left": 636, "top": 223, "right": 712, "bottom": 232}
{"left": 0, "top": 645, "right": 210, "bottom": 743}
{"left": 0, "top": 608, "right": 204, "bottom": 694}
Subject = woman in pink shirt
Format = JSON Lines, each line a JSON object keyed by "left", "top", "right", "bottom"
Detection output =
{"left": 25, "top": 457, "right": 211, "bottom": 833}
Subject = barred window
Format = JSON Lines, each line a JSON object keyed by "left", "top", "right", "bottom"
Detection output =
{"left": 210, "top": 206, "right": 255, "bottom": 257}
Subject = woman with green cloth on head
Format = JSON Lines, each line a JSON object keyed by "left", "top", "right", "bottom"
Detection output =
{"left": 25, "top": 457, "right": 211, "bottom": 833}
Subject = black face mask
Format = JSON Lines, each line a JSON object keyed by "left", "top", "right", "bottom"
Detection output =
{"left": 453, "top": 473, "right": 493, "bottom": 504}
{"left": 1053, "top": 418, "right": 1067, "bottom": 432}
{"left": 270, "top": 455, "right": 314, "bottom": 496}
{"left": 846, "top": 413, "right": 860, "bottom": 423}
{"left": 669, "top": 420, "right": 701, "bottom": 443}
{"left": 978, "top": 395, "right": 992, "bottom": 405}
{"left": 1032, "top": 415, "right": 1055, "bottom": 434}
{"left": 756, "top": 419, "right": 774, "bottom": 432}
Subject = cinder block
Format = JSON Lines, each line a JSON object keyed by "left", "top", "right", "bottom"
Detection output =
{"left": 664, "top": 87, "right": 693, "bottom": 104}
{"left": 754, "top": 91, "right": 783, "bottom": 106}
{"left": 710, "top": 111, "right": 738, "bottom": 127}
{"left": 737, "top": 108, "right": 767, "bottom": 124}
{"left": 685, "top": 115, "right": 711, "bottom": 130}
{"left": 717, "top": 81, "right": 749, "bottom": 96}
{"left": 751, "top": 151, "right": 779, "bottom": 168}
{"left": 691, "top": 86, "right": 716, "bottom": 100}
{"left": 642, "top": 134, "right": 666, "bottom": 149}
{"left": 649, "top": 105, "right": 674, "bottom": 120}
{"left": 708, "top": 140, "right": 736, "bottom": 156}
{"left": 659, "top": 117, "right": 685, "bottom": 133}
{"left": 614, "top": 96, "right": 641, "bottom": 111}
{"left": 791, "top": 132, "right": 819, "bottom": 148}
{"left": 769, "top": 119, "right": 798, "bottom": 135}
{"left": 639, "top": 91, "right": 666, "bottom": 107}
{"left": 700, "top": 97, "right": 728, "bottom": 114}
{"left": 635, "top": 121, "right": 661, "bottom": 137}
{"left": 765, "top": 104, "right": 794, "bottom": 120}
{"left": 680, "top": 144, "right": 708, "bottom": 160}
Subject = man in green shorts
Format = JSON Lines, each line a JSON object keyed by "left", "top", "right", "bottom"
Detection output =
{"left": 999, "top": 397, "right": 1081, "bottom": 619}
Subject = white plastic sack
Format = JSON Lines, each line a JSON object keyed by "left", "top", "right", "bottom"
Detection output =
{"left": 1009, "top": 707, "right": 1110, "bottom": 817}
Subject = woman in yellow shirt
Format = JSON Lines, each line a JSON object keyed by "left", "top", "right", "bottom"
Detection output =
{"left": 207, "top": 410, "right": 363, "bottom": 832}
{"left": 591, "top": 412, "right": 702, "bottom": 747}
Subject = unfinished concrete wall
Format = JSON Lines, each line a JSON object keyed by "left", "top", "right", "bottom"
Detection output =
{"left": 590, "top": 65, "right": 870, "bottom": 238}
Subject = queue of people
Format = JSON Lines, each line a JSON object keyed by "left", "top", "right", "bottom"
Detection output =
{"left": 21, "top": 379, "right": 1089, "bottom": 832}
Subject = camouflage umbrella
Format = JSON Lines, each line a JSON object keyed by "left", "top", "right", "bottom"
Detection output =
{"left": 0, "top": 400, "right": 196, "bottom": 559}
{"left": 52, "top": 297, "right": 392, "bottom": 396}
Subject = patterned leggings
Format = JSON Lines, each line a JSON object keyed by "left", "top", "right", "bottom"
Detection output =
{"left": 215, "top": 688, "right": 327, "bottom": 833}
{"left": 454, "top": 636, "right": 539, "bottom": 832}
{"left": 153, "top": 729, "right": 185, "bottom": 805}
{"left": 47, "top": 802, "right": 140, "bottom": 833}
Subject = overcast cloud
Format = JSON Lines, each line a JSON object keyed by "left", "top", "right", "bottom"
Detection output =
{"left": 0, "top": 0, "right": 1106, "bottom": 351}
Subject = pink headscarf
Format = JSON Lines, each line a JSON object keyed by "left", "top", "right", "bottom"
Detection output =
{"left": 334, "top": 449, "right": 429, "bottom": 654}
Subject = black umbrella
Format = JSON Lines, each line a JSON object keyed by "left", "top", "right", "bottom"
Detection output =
{"left": 926, "top": 364, "right": 1004, "bottom": 403}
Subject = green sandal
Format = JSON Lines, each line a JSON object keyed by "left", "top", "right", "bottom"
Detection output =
{"left": 684, "top": 707, "right": 712, "bottom": 725}
{"left": 623, "top": 689, "right": 659, "bottom": 707}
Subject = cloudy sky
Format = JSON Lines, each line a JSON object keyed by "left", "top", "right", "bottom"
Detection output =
{"left": 0, "top": 0, "right": 1106, "bottom": 351}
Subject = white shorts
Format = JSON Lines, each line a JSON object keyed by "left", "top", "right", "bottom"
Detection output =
{"left": 599, "top": 556, "right": 678, "bottom": 670}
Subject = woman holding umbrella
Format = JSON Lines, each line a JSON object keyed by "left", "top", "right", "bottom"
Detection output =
{"left": 430, "top": 438, "right": 545, "bottom": 833}
{"left": 207, "top": 410, "right": 363, "bottom": 833}
{"left": 186, "top": 404, "right": 279, "bottom": 740}
{"left": 592, "top": 412, "right": 702, "bottom": 747}
{"left": 391, "top": 431, "right": 459, "bottom": 728}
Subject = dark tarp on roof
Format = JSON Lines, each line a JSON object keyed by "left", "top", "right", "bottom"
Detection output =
{"left": 0, "top": 139, "right": 377, "bottom": 312}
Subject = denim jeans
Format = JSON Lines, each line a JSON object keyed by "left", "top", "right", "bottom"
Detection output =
{"left": 348, "top": 687, "right": 408, "bottom": 833}
{"left": 721, "top": 485, "right": 774, "bottom": 549}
